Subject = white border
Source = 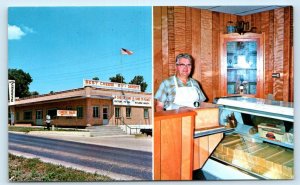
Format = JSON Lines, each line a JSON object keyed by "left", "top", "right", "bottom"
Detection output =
{"left": 1, "top": 1, "right": 299, "bottom": 185}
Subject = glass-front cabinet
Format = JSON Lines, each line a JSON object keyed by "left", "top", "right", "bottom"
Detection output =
{"left": 220, "top": 33, "right": 264, "bottom": 98}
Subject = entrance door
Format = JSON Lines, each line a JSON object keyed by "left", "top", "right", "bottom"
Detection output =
{"left": 36, "top": 110, "right": 43, "bottom": 126}
{"left": 102, "top": 106, "right": 109, "bottom": 125}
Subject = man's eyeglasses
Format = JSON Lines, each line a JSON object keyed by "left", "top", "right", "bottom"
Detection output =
{"left": 176, "top": 63, "right": 192, "bottom": 68}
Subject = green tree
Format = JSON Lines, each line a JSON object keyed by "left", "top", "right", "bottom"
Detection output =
{"left": 8, "top": 68, "right": 33, "bottom": 98}
{"left": 109, "top": 74, "right": 125, "bottom": 83}
{"left": 92, "top": 77, "right": 99, "bottom": 80}
{"left": 30, "top": 91, "right": 39, "bottom": 96}
{"left": 129, "top": 75, "right": 148, "bottom": 92}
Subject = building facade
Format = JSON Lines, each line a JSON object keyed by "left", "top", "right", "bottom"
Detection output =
{"left": 9, "top": 80, "right": 152, "bottom": 127}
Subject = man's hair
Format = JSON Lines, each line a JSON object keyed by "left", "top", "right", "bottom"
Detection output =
{"left": 175, "top": 53, "right": 192, "bottom": 64}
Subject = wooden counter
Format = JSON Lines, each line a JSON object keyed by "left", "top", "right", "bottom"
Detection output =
{"left": 154, "top": 103, "right": 223, "bottom": 180}
{"left": 154, "top": 109, "right": 196, "bottom": 180}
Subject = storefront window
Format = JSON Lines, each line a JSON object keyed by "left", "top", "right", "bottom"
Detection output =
{"left": 93, "top": 106, "right": 99, "bottom": 118}
{"left": 77, "top": 107, "right": 83, "bottom": 118}
{"left": 16, "top": 112, "right": 19, "bottom": 121}
{"left": 144, "top": 108, "right": 149, "bottom": 119}
{"left": 126, "top": 107, "right": 131, "bottom": 118}
{"left": 115, "top": 107, "right": 120, "bottom": 118}
{"left": 23, "top": 111, "right": 32, "bottom": 120}
{"left": 47, "top": 108, "right": 57, "bottom": 119}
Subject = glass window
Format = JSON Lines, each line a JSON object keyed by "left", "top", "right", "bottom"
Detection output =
{"left": 77, "top": 107, "right": 83, "bottom": 118}
{"left": 23, "top": 111, "right": 32, "bottom": 120}
{"left": 93, "top": 106, "right": 99, "bottom": 118}
{"left": 126, "top": 107, "right": 131, "bottom": 118}
{"left": 226, "top": 41, "right": 257, "bottom": 95}
{"left": 47, "top": 109, "right": 57, "bottom": 119}
{"left": 144, "top": 108, "right": 149, "bottom": 119}
{"left": 115, "top": 107, "right": 120, "bottom": 118}
{"left": 16, "top": 112, "right": 19, "bottom": 121}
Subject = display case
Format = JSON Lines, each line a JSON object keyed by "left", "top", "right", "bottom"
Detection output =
{"left": 220, "top": 33, "right": 264, "bottom": 98}
{"left": 212, "top": 96, "right": 294, "bottom": 179}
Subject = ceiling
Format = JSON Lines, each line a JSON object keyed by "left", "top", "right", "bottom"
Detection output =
{"left": 192, "top": 6, "right": 287, "bottom": 16}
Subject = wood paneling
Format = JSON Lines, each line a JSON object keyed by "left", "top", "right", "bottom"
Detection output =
{"left": 168, "top": 7, "right": 176, "bottom": 76}
{"left": 162, "top": 7, "right": 169, "bottom": 80}
{"left": 161, "top": 118, "right": 182, "bottom": 180}
{"left": 191, "top": 8, "right": 201, "bottom": 82}
{"left": 242, "top": 7, "right": 293, "bottom": 101}
{"left": 154, "top": 119, "right": 161, "bottom": 180}
{"left": 153, "top": 7, "right": 163, "bottom": 93}
{"left": 174, "top": 7, "right": 186, "bottom": 57}
{"left": 154, "top": 6, "right": 293, "bottom": 102}
{"left": 154, "top": 109, "right": 196, "bottom": 180}
{"left": 200, "top": 10, "right": 213, "bottom": 102}
{"left": 181, "top": 116, "right": 194, "bottom": 180}
{"left": 273, "top": 8, "right": 284, "bottom": 100}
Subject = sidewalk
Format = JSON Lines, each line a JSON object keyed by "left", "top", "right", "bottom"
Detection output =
{"left": 26, "top": 131, "right": 152, "bottom": 152}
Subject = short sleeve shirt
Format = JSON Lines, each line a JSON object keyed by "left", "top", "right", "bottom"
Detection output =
{"left": 155, "top": 75, "right": 206, "bottom": 109}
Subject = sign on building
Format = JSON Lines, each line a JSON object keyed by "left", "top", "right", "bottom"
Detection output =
{"left": 83, "top": 79, "right": 141, "bottom": 92}
{"left": 112, "top": 95, "right": 152, "bottom": 107}
{"left": 8, "top": 80, "right": 15, "bottom": 105}
{"left": 57, "top": 110, "right": 77, "bottom": 117}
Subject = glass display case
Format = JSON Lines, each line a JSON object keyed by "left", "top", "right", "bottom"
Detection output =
{"left": 220, "top": 33, "right": 264, "bottom": 98}
{"left": 213, "top": 97, "right": 294, "bottom": 179}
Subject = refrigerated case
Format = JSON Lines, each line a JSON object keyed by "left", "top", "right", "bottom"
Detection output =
{"left": 154, "top": 97, "right": 294, "bottom": 180}
{"left": 209, "top": 96, "right": 294, "bottom": 179}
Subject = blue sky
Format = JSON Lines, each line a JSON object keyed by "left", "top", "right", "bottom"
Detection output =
{"left": 8, "top": 7, "right": 152, "bottom": 94}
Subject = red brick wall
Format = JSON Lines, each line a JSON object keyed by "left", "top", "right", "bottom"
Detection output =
{"left": 14, "top": 98, "right": 152, "bottom": 127}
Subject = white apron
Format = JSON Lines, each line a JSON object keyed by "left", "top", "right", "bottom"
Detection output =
{"left": 166, "top": 76, "right": 199, "bottom": 110}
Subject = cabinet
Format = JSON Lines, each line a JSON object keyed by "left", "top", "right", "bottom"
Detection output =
{"left": 220, "top": 33, "right": 264, "bottom": 98}
{"left": 214, "top": 97, "right": 294, "bottom": 179}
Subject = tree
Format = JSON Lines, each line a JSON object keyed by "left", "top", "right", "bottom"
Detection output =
{"left": 129, "top": 75, "right": 148, "bottom": 92}
{"left": 92, "top": 77, "right": 99, "bottom": 80}
{"left": 8, "top": 68, "right": 33, "bottom": 98}
{"left": 109, "top": 74, "right": 125, "bottom": 83}
{"left": 30, "top": 91, "right": 39, "bottom": 96}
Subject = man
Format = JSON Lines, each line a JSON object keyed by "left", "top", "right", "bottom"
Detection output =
{"left": 155, "top": 53, "right": 206, "bottom": 111}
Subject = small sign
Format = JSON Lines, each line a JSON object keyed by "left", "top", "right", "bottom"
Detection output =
{"left": 112, "top": 95, "right": 152, "bottom": 107}
{"left": 57, "top": 110, "right": 77, "bottom": 117}
{"left": 8, "top": 80, "right": 15, "bottom": 104}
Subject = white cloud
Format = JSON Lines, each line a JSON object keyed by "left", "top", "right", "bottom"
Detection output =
{"left": 8, "top": 24, "right": 35, "bottom": 40}
{"left": 8, "top": 24, "right": 26, "bottom": 40}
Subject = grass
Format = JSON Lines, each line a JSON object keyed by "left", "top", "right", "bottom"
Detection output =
{"left": 9, "top": 154, "right": 113, "bottom": 182}
{"left": 8, "top": 126, "right": 87, "bottom": 133}
{"left": 8, "top": 126, "right": 46, "bottom": 133}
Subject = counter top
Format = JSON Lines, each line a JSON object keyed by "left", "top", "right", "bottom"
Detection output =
{"left": 215, "top": 96, "right": 294, "bottom": 117}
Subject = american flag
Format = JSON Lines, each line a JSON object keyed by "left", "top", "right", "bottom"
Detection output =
{"left": 121, "top": 48, "right": 133, "bottom": 55}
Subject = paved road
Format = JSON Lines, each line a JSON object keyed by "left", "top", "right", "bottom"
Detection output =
{"left": 9, "top": 132, "right": 152, "bottom": 180}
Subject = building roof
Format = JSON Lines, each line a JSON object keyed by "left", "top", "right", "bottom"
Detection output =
{"left": 11, "top": 86, "right": 151, "bottom": 107}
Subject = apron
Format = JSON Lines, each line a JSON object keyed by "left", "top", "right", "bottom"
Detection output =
{"left": 166, "top": 76, "right": 199, "bottom": 110}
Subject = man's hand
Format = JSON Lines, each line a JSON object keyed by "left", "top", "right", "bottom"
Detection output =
{"left": 155, "top": 100, "right": 164, "bottom": 112}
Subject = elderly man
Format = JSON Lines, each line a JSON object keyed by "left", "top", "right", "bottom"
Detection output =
{"left": 155, "top": 53, "right": 206, "bottom": 111}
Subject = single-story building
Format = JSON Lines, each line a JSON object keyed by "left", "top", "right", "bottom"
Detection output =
{"left": 8, "top": 80, "right": 152, "bottom": 128}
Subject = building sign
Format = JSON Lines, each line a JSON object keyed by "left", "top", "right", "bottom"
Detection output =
{"left": 112, "top": 95, "right": 151, "bottom": 107}
{"left": 83, "top": 79, "right": 141, "bottom": 92}
{"left": 8, "top": 80, "right": 15, "bottom": 105}
{"left": 57, "top": 110, "right": 77, "bottom": 117}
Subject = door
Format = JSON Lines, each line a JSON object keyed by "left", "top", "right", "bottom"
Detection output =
{"left": 35, "top": 110, "right": 43, "bottom": 126}
{"left": 102, "top": 106, "right": 109, "bottom": 125}
{"left": 220, "top": 33, "right": 264, "bottom": 98}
